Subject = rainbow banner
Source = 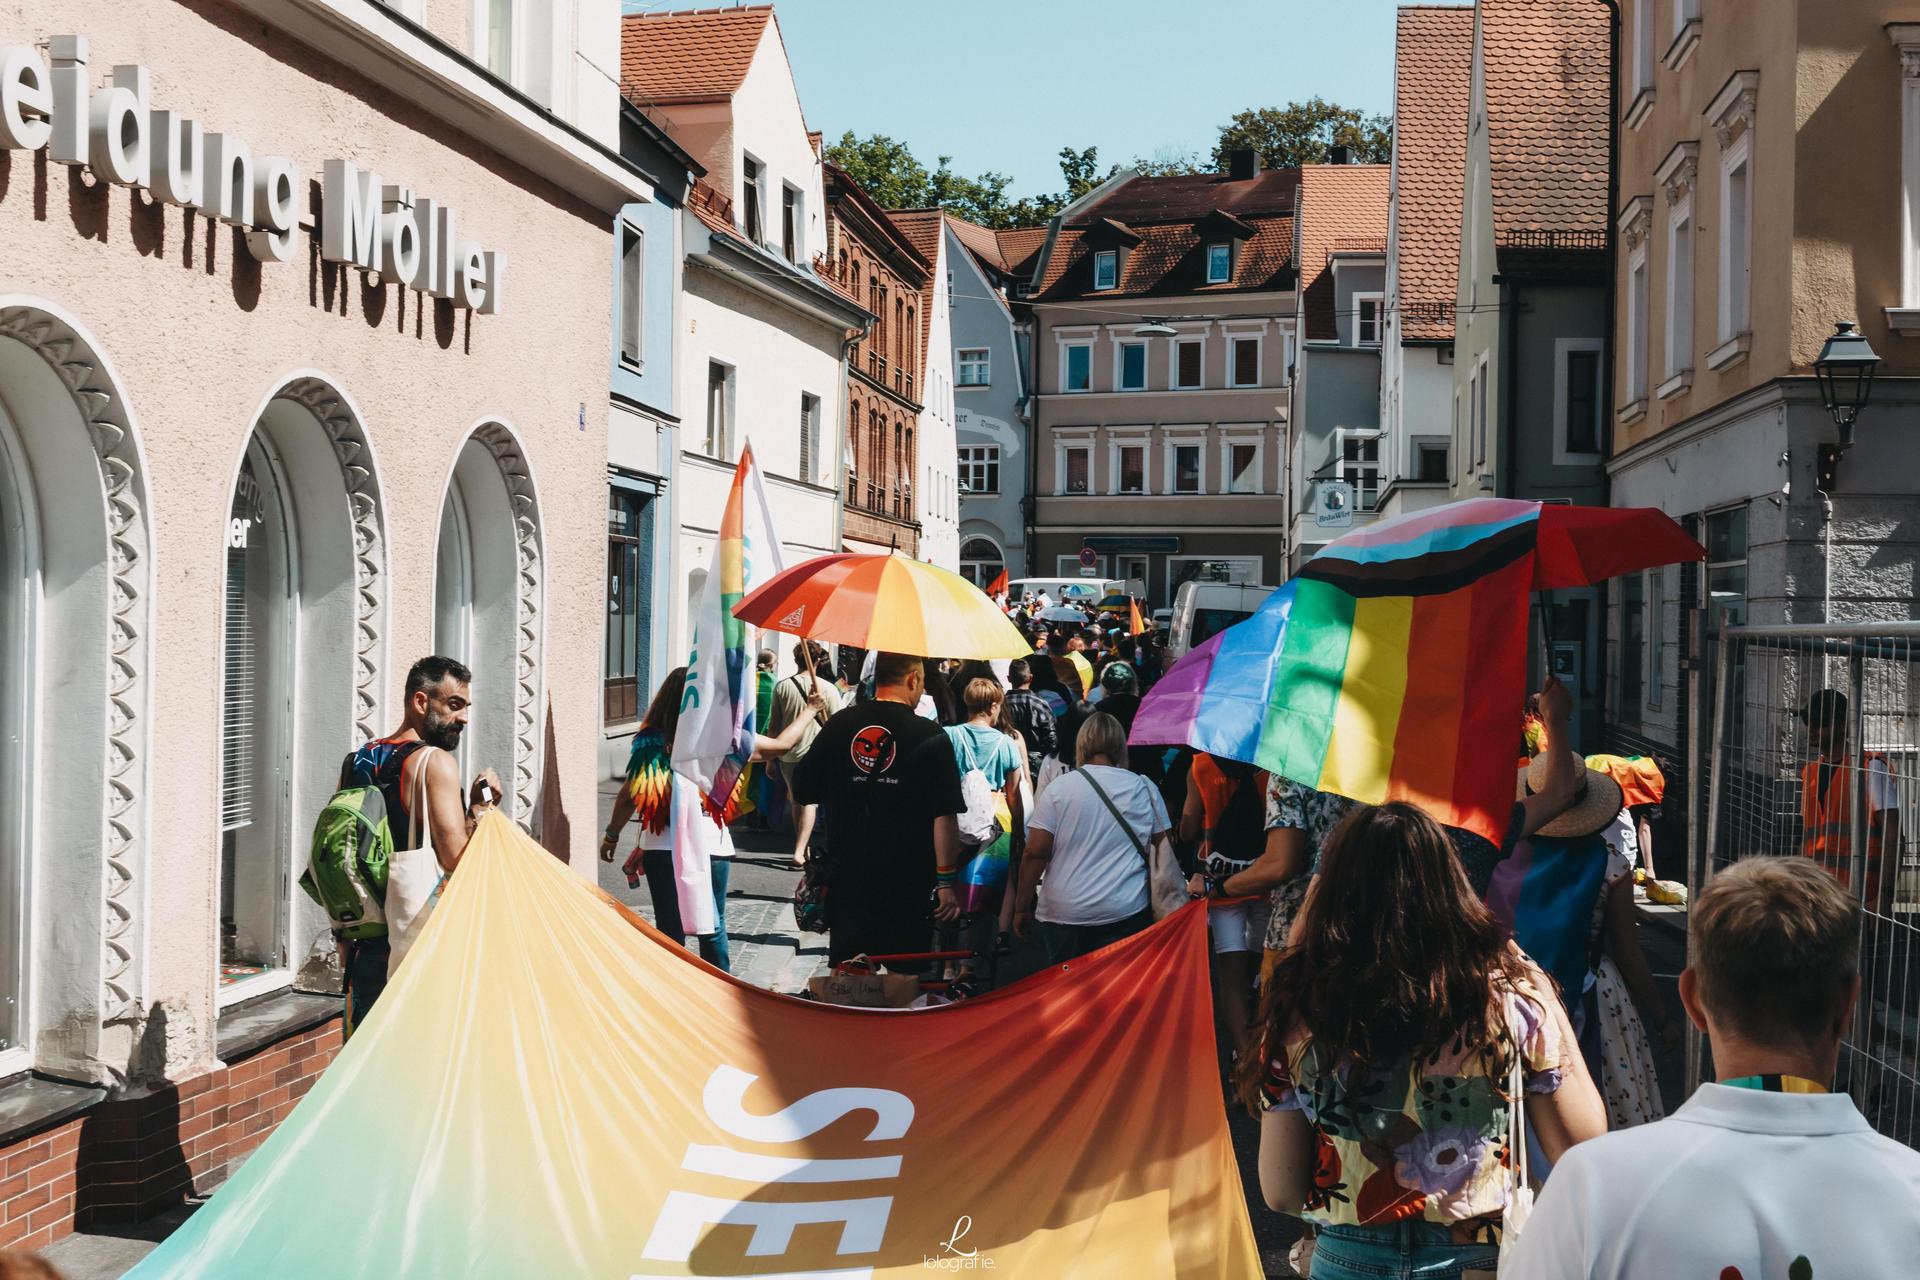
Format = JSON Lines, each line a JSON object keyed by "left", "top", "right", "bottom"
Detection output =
{"left": 1131, "top": 500, "right": 1703, "bottom": 841}
{"left": 676, "top": 444, "right": 784, "bottom": 872}
{"left": 127, "top": 815, "right": 1260, "bottom": 1278}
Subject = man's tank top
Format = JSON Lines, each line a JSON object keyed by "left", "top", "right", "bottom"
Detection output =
{"left": 339, "top": 738, "right": 430, "bottom": 851}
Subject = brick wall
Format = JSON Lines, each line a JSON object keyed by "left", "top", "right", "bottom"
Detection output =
{"left": 0, "top": 1018, "right": 341, "bottom": 1251}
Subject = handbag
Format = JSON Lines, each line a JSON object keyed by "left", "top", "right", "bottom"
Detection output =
{"left": 793, "top": 834, "right": 831, "bottom": 935}
{"left": 1079, "top": 768, "right": 1187, "bottom": 921}
{"left": 1498, "top": 999, "right": 1535, "bottom": 1268}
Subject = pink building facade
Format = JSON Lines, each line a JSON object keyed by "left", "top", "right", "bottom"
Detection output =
{"left": 0, "top": 0, "right": 643, "bottom": 1246}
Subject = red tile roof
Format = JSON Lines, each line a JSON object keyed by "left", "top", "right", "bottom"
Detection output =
{"left": 620, "top": 5, "right": 772, "bottom": 106}
{"left": 1393, "top": 5, "right": 1472, "bottom": 340}
{"left": 1482, "top": 0, "right": 1610, "bottom": 246}
{"left": 1030, "top": 169, "right": 1298, "bottom": 301}
{"left": 945, "top": 216, "right": 1009, "bottom": 274}
{"left": 996, "top": 227, "right": 1049, "bottom": 282}
{"left": 1295, "top": 165, "right": 1390, "bottom": 341}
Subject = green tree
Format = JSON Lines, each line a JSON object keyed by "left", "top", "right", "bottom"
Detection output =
{"left": 823, "top": 131, "right": 933, "bottom": 208}
{"left": 1211, "top": 99, "right": 1392, "bottom": 170}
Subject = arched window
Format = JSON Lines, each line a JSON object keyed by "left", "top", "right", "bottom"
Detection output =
{"left": 0, "top": 304, "right": 153, "bottom": 1077}
{"left": 845, "top": 393, "right": 861, "bottom": 504}
{"left": 434, "top": 428, "right": 542, "bottom": 812}
{"left": 907, "top": 305, "right": 917, "bottom": 375}
{"left": 903, "top": 425, "right": 915, "bottom": 519}
{"left": 960, "top": 536, "right": 1005, "bottom": 589}
{"left": 218, "top": 378, "right": 386, "bottom": 1003}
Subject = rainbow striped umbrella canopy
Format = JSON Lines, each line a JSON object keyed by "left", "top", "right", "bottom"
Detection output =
{"left": 1130, "top": 500, "right": 1703, "bottom": 840}
{"left": 733, "top": 551, "right": 1034, "bottom": 659}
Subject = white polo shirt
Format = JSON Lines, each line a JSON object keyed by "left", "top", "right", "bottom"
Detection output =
{"left": 1506, "top": 1082, "right": 1920, "bottom": 1278}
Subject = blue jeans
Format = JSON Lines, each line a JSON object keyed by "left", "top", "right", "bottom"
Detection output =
{"left": 1311, "top": 1222, "right": 1499, "bottom": 1280}
{"left": 641, "top": 849, "right": 731, "bottom": 973}
{"left": 343, "top": 935, "right": 390, "bottom": 1039}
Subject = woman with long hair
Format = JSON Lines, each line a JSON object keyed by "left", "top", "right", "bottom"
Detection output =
{"left": 1237, "top": 802, "right": 1604, "bottom": 1279}
{"left": 601, "top": 666, "right": 821, "bottom": 972}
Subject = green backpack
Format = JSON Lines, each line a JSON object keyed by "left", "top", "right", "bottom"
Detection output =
{"left": 299, "top": 784, "right": 396, "bottom": 940}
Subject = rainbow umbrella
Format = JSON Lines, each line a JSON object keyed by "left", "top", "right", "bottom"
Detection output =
{"left": 1129, "top": 499, "right": 1703, "bottom": 840}
{"left": 733, "top": 551, "right": 1034, "bottom": 659}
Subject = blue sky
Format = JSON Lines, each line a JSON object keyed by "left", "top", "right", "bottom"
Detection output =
{"left": 622, "top": 0, "right": 1432, "bottom": 196}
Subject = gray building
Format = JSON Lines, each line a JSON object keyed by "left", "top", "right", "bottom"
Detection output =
{"left": 944, "top": 216, "right": 1039, "bottom": 585}
{"left": 1287, "top": 164, "right": 1390, "bottom": 572}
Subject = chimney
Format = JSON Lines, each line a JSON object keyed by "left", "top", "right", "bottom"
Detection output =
{"left": 1226, "top": 147, "right": 1261, "bottom": 181}
{"left": 1329, "top": 144, "right": 1351, "bottom": 166}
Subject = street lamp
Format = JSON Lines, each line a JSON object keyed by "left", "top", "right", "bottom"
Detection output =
{"left": 1132, "top": 319, "right": 1178, "bottom": 337}
{"left": 1813, "top": 320, "right": 1880, "bottom": 494}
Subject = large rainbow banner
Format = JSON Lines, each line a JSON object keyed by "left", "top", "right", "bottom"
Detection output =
{"left": 1130, "top": 499, "right": 1703, "bottom": 843}
{"left": 128, "top": 815, "right": 1261, "bottom": 1278}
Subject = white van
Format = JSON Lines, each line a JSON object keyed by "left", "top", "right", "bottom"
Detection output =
{"left": 1167, "top": 582, "right": 1276, "bottom": 659}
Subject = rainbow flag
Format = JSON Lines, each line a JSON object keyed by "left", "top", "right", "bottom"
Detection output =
{"left": 673, "top": 445, "right": 783, "bottom": 928}
{"left": 1130, "top": 500, "right": 1703, "bottom": 842}
{"left": 126, "top": 815, "right": 1261, "bottom": 1278}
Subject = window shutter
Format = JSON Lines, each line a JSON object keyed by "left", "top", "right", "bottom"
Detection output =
{"left": 221, "top": 547, "right": 256, "bottom": 832}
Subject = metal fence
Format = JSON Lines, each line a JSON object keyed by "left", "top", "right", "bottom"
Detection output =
{"left": 1698, "top": 622, "right": 1920, "bottom": 1145}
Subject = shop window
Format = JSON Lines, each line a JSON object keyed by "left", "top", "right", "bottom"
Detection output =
{"left": 0, "top": 423, "right": 24, "bottom": 1064}
{"left": 605, "top": 487, "right": 653, "bottom": 724}
{"left": 221, "top": 437, "right": 295, "bottom": 982}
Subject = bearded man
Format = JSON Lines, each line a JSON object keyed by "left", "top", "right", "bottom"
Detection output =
{"left": 336, "top": 655, "right": 501, "bottom": 1024}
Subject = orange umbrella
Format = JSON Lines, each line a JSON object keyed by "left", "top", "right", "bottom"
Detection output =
{"left": 733, "top": 552, "right": 1034, "bottom": 659}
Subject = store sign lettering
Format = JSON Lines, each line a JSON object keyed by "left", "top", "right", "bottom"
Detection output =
{"left": 0, "top": 35, "right": 505, "bottom": 313}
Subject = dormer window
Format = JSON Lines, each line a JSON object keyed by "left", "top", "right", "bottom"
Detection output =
{"left": 1206, "top": 243, "right": 1231, "bottom": 284}
{"left": 742, "top": 154, "right": 766, "bottom": 243}
{"left": 1093, "top": 250, "right": 1118, "bottom": 291}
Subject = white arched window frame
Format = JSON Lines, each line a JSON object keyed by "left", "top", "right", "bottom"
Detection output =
{"left": 0, "top": 302, "right": 155, "bottom": 1083}
{"left": 217, "top": 377, "right": 388, "bottom": 1008}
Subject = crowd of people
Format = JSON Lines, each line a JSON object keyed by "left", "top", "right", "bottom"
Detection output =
{"left": 579, "top": 575, "right": 1920, "bottom": 1277}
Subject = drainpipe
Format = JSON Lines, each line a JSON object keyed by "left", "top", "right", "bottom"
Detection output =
{"left": 1599, "top": 0, "right": 1620, "bottom": 467}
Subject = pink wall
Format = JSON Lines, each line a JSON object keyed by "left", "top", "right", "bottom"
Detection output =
{"left": 0, "top": 0, "right": 616, "bottom": 1065}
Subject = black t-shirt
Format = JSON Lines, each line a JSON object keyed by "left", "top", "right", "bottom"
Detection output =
{"left": 792, "top": 699, "right": 965, "bottom": 889}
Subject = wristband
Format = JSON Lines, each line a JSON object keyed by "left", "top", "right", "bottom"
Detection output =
{"left": 933, "top": 868, "right": 958, "bottom": 887}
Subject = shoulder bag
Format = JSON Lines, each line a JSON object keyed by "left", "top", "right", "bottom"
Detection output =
{"left": 1497, "top": 997, "right": 1535, "bottom": 1268}
{"left": 1078, "top": 768, "right": 1187, "bottom": 921}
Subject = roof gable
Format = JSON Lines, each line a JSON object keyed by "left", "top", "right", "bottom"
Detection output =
{"left": 1393, "top": 4, "right": 1473, "bottom": 340}
{"left": 1480, "top": 0, "right": 1609, "bottom": 247}
{"left": 620, "top": 5, "right": 773, "bottom": 106}
{"left": 1296, "top": 165, "right": 1390, "bottom": 341}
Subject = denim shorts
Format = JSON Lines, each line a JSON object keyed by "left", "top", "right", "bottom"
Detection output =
{"left": 1309, "top": 1221, "right": 1499, "bottom": 1280}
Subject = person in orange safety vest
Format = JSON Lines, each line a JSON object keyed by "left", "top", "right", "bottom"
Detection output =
{"left": 1800, "top": 689, "right": 1901, "bottom": 914}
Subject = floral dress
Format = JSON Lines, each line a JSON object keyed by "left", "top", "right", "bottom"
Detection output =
{"left": 1262, "top": 778, "right": 1360, "bottom": 952}
{"left": 1590, "top": 837, "right": 1665, "bottom": 1129}
{"left": 1258, "top": 978, "right": 1570, "bottom": 1241}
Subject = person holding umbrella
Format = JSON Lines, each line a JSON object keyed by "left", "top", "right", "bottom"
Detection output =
{"left": 731, "top": 551, "right": 1032, "bottom": 971}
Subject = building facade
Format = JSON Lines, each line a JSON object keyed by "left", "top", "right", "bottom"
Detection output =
{"left": 1377, "top": 3, "right": 1473, "bottom": 521}
{"left": 1024, "top": 157, "right": 1299, "bottom": 603}
{"left": 1454, "top": 0, "right": 1612, "bottom": 742}
{"left": 0, "top": 0, "right": 641, "bottom": 1247}
{"left": 1287, "top": 163, "right": 1390, "bottom": 571}
{"left": 1606, "top": 0, "right": 1920, "bottom": 763}
{"left": 621, "top": 5, "right": 868, "bottom": 662}
{"left": 888, "top": 210, "right": 961, "bottom": 571}
{"left": 821, "top": 164, "right": 927, "bottom": 557}
{"left": 945, "top": 217, "right": 1036, "bottom": 587}
{"left": 604, "top": 102, "right": 702, "bottom": 776}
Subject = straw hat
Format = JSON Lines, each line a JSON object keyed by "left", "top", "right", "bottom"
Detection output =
{"left": 1518, "top": 751, "right": 1625, "bottom": 840}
